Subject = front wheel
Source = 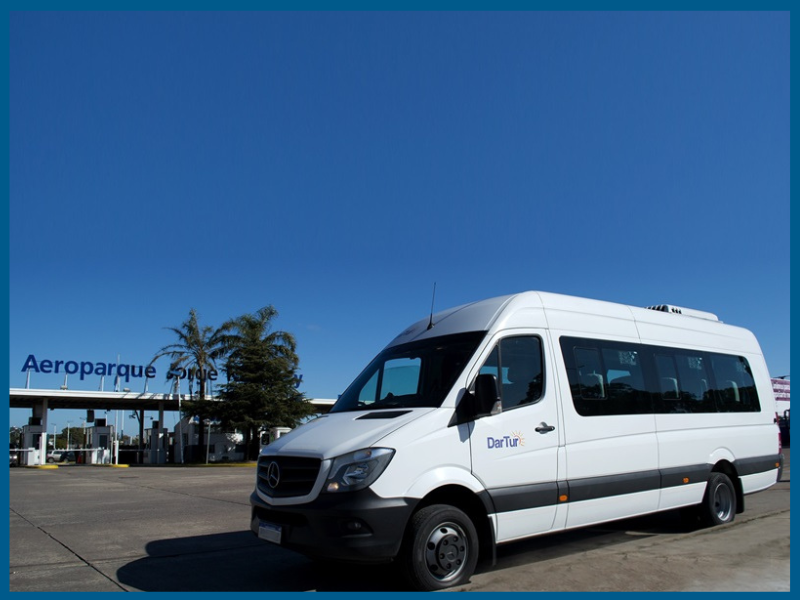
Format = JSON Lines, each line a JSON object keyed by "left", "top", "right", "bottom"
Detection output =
{"left": 700, "top": 472, "right": 737, "bottom": 526}
{"left": 400, "top": 504, "right": 479, "bottom": 591}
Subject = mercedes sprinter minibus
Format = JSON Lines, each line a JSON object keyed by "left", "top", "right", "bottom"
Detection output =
{"left": 250, "top": 291, "right": 782, "bottom": 590}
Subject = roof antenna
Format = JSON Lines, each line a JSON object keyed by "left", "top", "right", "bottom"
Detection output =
{"left": 427, "top": 282, "right": 437, "bottom": 330}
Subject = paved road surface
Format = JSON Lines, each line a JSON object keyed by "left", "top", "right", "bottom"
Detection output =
{"left": 8, "top": 449, "right": 790, "bottom": 592}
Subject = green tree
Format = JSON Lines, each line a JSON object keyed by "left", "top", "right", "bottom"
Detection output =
{"left": 9, "top": 426, "right": 22, "bottom": 447}
{"left": 60, "top": 426, "right": 86, "bottom": 449}
{"left": 218, "top": 305, "right": 315, "bottom": 460}
{"left": 152, "top": 308, "right": 230, "bottom": 460}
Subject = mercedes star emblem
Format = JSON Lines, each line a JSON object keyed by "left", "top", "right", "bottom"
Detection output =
{"left": 267, "top": 461, "right": 281, "bottom": 489}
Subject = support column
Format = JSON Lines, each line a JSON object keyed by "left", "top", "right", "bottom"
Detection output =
{"left": 158, "top": 402, "right": 166, "bottom": 464}
{"left": 35, "top": 399, "right": 47, "bottom": 466}
{"left": 138, "top": 409, "right": 145, "bottom": 464}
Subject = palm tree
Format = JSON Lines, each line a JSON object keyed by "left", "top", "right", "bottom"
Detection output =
{"left": 224, "top": 305, "right": 298, "bottom": 375}
{"left": 152, "top": 309, "right": 230, "bottom": 460}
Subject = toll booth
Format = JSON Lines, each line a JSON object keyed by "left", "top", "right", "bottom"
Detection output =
{"left": 145, "top": 421, "right": 169, "bottom": 464}
{"left": 85, "top": 419, "right": 114, "bottom": 465}
{"left": 259, "top": 426, "right": 292, "bottom": 453}
{"left": 270, "top": 426, "right": 292, "bottom": 441}
{"left": 20, "top": 419, "right": 45, "bottom": 466}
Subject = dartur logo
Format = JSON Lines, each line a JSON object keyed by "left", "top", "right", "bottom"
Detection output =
{"left": 486, "top": 431, "right": 525, "bottom": 449}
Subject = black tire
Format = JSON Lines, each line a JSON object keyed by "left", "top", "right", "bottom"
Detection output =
{"left": 46, "top": 457, "right": 55, "bottom": 463}
{"left": 700, "top": 472, "right": 737, "bottom": 526}
{"left": 400, "top": 504, "right": 479, "bottom": 591}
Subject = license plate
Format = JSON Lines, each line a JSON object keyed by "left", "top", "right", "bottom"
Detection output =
{"left": 258, "top": 521, "right": 282, "bottom": 544}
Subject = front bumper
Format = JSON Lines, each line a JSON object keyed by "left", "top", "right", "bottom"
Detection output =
{"left": 250, "top": 488, "right": 418, "bottom": 563}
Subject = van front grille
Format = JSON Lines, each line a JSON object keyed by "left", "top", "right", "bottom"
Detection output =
{"left": 257, "top": 455, "right": 321, "bottom": 498}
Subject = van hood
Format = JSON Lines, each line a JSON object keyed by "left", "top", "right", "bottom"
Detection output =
{"left": 261, "top": 408, "right": 435, "bottom": 460}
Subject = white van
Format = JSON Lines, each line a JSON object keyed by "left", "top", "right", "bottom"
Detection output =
{"left": 250, "top": 291, "right": 782, "bottom": 590}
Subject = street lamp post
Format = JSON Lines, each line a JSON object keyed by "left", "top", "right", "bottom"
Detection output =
{"left": 52, "top": 423, "right": 57, "bottom": 450}
{"left": 66, "top": 421, "right": 71, "bottom": 450}
{"left": 205, "top": 419, "right": 212, "bottom": 464}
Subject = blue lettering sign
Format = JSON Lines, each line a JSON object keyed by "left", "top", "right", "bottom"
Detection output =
{"left": 166, "top": 366, "right": 219, "bottom": 381}
{"left": 21, "top": 354, "right": 158, "bottom": 382}
{"left": 20, "top": 354, "right": 226, "bottom": 385}
{"left": 21, "top": 355, "right": 38, "bottom": 371}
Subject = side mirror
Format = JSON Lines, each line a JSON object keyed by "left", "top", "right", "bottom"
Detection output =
{"left": 475, "top": 373, "right": 502, "bottom": 416}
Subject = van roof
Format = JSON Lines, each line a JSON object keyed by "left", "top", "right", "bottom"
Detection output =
{"left": 386, "top": 291, "right": 751, "bottom": 351}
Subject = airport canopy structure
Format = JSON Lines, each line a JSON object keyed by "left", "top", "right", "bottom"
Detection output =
{"left": 10, "top": 387, "right": 337, "bottom": 466}
{"left": 10, "top": 388, "right": 336, "bottom": 413}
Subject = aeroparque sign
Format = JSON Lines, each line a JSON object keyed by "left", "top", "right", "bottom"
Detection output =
{"left": 21, "top": 354, "right": 157, "bottom": 382}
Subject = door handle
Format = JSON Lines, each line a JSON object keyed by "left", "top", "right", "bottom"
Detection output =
{"left": 535, "top": 422, "right": 555, "bottom": 433}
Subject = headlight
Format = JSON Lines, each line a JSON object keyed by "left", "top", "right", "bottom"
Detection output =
{"left": 324, "top": 448, "right": 395, "bottom": 493}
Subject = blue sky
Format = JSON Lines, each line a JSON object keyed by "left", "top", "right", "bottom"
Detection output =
{"left": 7, "top": 11, "right": 790, "bottom": 431}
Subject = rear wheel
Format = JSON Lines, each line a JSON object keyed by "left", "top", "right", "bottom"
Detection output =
{"left": 400, "top": 504, "right": 479, "bottom": 591}
{"left": 700, "top": 472, "right": 736, "bottom": 526}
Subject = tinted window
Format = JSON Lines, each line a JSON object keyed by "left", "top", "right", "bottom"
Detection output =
{"left": 478, "top": 336, "right": 544, "bottom": 410}
{"left": 561, "top": 338, "right": 650, "bottom": 416}
{"left": 332, "top": 331, "right": 485, "bottom": 412}
{"left": 357, "top": 357, "right": 421, "bottom": 403}
{"left": 561, "top": 337, "right": 760, "bottom": 416}
{"left": 654, "top": 353, "right": 683, "bottom": 413}
{"left": 655, "top": 352, "right": 715, "bottom": 413}
{"left": 574, "top": 348, "right": 606, "bottom": 400}
{"left": 710, "top": 354, "right": 760, "bottom": 412}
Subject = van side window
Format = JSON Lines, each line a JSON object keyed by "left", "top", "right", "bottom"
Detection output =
{"left": 710, "top": 354, "right": 760, "bottom": 412}
{"left": 561, "top": 336, "right": 761, "bottom": 416}
{"left": 654, "top": 353, "right": 714, "bottom": 413}
{"left": 603, "top": 347, "right": 646, "bottom": 413}
{"left": 478, "top": 336, "right": 544, "bottom": 410}
{"left": 561, "top": 338, "right": 649, "bottom": 416}
{"left": 674, "top": 353, "right": 714, "bottom": 412}
{"left": 574, "top": 348, "right": 606, "bottom": 400}
{"left": 654, "top": 354, "right": 683, "bottom": 412}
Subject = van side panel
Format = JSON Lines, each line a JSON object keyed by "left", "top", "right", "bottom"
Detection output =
{"left": 466, "top": 326, "right": 562, "bottom": 543}
{"left": 548, "top": 319, "right": 660, "bottom": 529}
{"left": 632, "top": 311, "right": 757, "bottom": 356}
{"left": 540, "top": 297, "right": 641, "bottom": 343}
{"left": 635, "top": 314, "right": 780, "bottom": 508}
{"left": 370, "top": 409, "right": 476, "bottom": 499}
{"left": 547, "top": 300, "right": 780, "bottom": 528}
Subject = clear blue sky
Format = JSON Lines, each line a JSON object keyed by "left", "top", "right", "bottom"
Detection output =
{"left": 7, "top": 11, "right": 790, "bottom": 431}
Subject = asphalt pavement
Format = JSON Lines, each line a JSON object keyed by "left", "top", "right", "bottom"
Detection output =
{"left": 7, "top": 449, "right": 790, "bottom": 592}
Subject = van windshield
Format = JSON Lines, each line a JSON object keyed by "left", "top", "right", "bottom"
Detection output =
{"left": 331, "top": 331, "right": 485, "bottom": 412}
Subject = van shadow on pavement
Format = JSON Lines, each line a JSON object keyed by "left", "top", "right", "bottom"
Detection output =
{"left": 115, "top": 531, "right": 406, "bottom": 592}
{"left": 115, "top": 509, "right": 704, "bottom": 592}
